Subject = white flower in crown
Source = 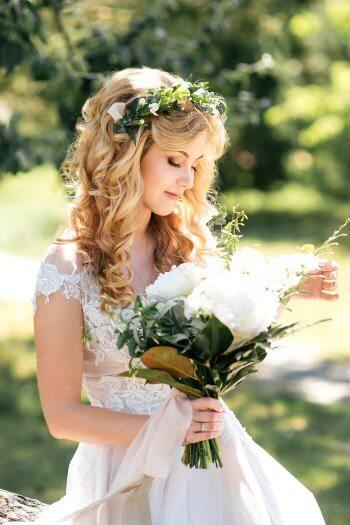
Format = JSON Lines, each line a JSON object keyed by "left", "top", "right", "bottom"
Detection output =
{"left": 148, "top": 102, "right": 160, "bottom": 115}
{"left": 107, "top": 101, "right": 126, "bottom": 122}
{"left": 137, "top": 97, "right": 147, "bottom": 108}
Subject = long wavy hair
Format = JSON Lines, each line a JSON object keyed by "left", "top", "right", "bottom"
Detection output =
{"left": 56, "top": 66, "right": 230, "bottom": 313}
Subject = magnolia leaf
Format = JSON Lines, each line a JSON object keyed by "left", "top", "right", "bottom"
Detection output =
{"left": 141, "top": 346, "right": 197, "bottom": 379}
{"left": 118, "top": 368, "right": 202, "bottom": 397}
{"left": 190, "top": 315, "right": 233, "bottom": 363}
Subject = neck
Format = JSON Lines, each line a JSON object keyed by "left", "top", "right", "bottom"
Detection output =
{"left": 134, "top": 207, "right": 152, "bottom": 241}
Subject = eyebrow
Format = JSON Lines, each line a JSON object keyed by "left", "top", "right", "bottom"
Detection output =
{"left": 172, "top": 150, "right": 204, "bottom": 160}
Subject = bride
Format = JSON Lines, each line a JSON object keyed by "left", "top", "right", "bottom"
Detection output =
{"left": 11, "top": 66, "right": 338, "bottom": 524}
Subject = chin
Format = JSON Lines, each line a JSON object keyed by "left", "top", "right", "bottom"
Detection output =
{"left": 147, "top": 199, "right": 180, "bottom": 216}
{"left": 151, "top": 206, "right": 177, "bottom": 216}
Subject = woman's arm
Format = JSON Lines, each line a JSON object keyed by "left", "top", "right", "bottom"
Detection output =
{"left": 34, "top": 292, "right": 149, "bottom": 447}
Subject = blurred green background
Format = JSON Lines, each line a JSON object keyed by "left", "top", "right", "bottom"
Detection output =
{"left": 0, "top": 1, "right": 349, "bottom": 523}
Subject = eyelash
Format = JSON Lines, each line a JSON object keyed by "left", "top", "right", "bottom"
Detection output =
{"left": 168, "top": 159, "right": 198, "bottom": 172}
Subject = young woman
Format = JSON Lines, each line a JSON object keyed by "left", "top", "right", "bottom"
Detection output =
{"left": 13, "top": 66, "right": 338, "bottom": 524}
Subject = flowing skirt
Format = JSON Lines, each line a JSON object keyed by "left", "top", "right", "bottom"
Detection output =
{"left": 8, "top": 389, "right": 326, "bottom": 525}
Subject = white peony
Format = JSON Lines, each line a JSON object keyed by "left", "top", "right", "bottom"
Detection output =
{"left": 184, "top": 271, "right": 280, "bottom": 337}
{"left": 145, "top": 262, "right": 207, "bottom": 301}
{"left": 229, "top": 247, "right": 321, "bottom": 297}
{"left": 145, "top": 248, "right": 318, "bottom": 338}
{"left": 201, "top": 254, "right": 227, "bottom": 273}
{"left": 229, "top": 247, "right": 267, "bottom": 279}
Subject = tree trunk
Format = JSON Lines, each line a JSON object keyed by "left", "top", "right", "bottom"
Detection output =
{"left": 0, "top": 489, "right": 46, "bottom": 523}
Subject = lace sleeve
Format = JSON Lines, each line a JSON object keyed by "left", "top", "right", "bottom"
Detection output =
{"left": 31, "top": 242, "right": 84, "bottom": 315}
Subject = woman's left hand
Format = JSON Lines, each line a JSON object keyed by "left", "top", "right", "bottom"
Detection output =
{"left": 295, "top": 259, "right": 339, "bottom": 301}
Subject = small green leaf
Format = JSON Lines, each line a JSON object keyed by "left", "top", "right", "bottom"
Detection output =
{"left": 302, "top": 244, "right": 315, "bottom": 253}
{"left": 125, "top": 127, "right": 136, "bottom": 144}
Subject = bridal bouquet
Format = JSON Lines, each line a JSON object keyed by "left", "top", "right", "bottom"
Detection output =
{"left": 106, "top": 211, "right": 349, "bottom": 470}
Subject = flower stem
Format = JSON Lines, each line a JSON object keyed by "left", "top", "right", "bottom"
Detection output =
{"left": 181, "top": 438, "right": 223, "bottom": 469}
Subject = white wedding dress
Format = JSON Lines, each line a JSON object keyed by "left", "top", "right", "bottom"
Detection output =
{"left": 9, "top": 242, "right": 326, "bottom": 525}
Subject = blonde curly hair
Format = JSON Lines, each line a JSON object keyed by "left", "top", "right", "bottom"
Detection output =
{"left": 55, "top": 66, "right": 230, "bottom": 313}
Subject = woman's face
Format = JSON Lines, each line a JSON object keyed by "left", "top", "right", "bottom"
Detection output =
{"left": 140, "top": 131, "right": 208, "bottom": 215}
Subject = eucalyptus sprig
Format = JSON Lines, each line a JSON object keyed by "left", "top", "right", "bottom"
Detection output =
{"left": 213, "top": 205, "right": 248, "bottom": 269}
{"left": 300, "top": 217, "right": 350, "bottom": 260}
{"left": 313, "top": 217, "right": 350, "bottom": 258}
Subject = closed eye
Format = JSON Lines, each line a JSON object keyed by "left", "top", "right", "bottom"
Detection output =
{"left": 167, "top": 159, "right": 197, "bottom": 172}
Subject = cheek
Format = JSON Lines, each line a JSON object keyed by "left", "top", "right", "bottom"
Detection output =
{"left": 142, "top": 163, "right": 169, "bottom": 193}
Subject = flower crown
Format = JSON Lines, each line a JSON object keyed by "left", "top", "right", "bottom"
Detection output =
{"left": 107, "top": 80, "right": 226, "bottom": 144}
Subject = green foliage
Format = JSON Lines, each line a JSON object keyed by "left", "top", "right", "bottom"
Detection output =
{"left": 0, "top": 0, "right": 45, "bottom": 74}
{"left": 0, "top": 0, "right": 287, "bottom": 190}
{"left": 211, "top": 205, "right": 248, "bottom": 267}
{"left": 263, "top": 1, "right": 350, "bottom": 198}
{"left": 1, "top": 0, "right": 348, "bottom": 196}
{"left": 113, "top": 80, "right": 226, "bottom": 144}
{"left": 0, "top": 115, "right": 39, "bottom": 175}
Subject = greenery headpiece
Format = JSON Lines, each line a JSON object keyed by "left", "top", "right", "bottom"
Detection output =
{"left": 107, "top": 80, "right": 226, "bottom": 144}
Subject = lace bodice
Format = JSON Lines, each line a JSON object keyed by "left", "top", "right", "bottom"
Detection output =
{"left": 32, "top": 243, "right": 171, "bottom": 415}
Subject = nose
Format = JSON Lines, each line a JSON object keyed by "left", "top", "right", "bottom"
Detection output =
{"left": 179, "top": 168, "right": 194, "bottom": 190}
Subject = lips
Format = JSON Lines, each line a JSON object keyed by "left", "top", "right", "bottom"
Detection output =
{"left": 164, "top": 191, "right": 181, "bottom": 200}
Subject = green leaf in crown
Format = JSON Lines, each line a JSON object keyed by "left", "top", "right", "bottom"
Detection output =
{"left": 113, "top": 79, "right": 226, "bottom": 144}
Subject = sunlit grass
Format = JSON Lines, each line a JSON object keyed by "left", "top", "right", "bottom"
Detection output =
{"left": 0, "top": 299, "right": 33, "bottom": 340}
{"left": 0, "top": 163, "right": 70, "bottom": 258}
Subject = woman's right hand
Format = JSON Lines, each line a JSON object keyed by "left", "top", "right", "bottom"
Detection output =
{"left": 182, "top": 396, "right": 225, "bottom": 446}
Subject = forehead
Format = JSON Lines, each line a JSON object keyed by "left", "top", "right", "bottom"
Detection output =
{"left": 152, "top": 131, "right": 208, "bottom": 157}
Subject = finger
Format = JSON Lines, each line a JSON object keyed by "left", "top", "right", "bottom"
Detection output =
{"left": 193, "top": 420, "right": 224, "bottom": 433}
{"left": 322, "top": 270, "right": 337, "bottom": 280}
{"left": 308, "top": 261, "right": 338, "bottom": 276}
{"left": 309, "top": 268, "right": 337, "bottom": 279}
{"left": 191, "top": 398, "right": 224, "bottom": 412}
{"left": 322, "top": 281, "right": 337, "bottom": 291}
{"left": 306, "top": 267, "right": 322, "bottom": 275}
{"left": 193, "top": 410, "right": 224, "bottom": 423}
{"left": 319, "top": 259, "right": 339, "bottom": 271}
{"left": 319, "top": 292, "right": 339, "bottom": 301}
{"left": 186, "top": 430, "right": 223, "bottom": 444}
{"left": 302, "top": 275, "right": 324, "bottom": 287}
